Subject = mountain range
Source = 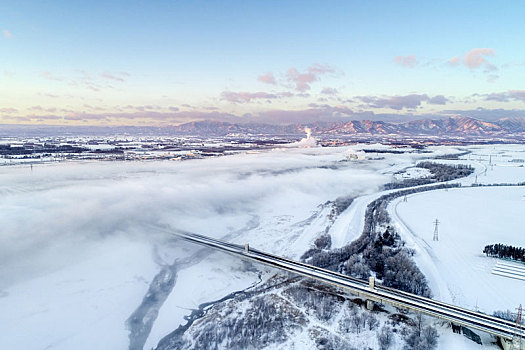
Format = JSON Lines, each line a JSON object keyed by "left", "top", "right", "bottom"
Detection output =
{"left": 168, "top": 116, "right": 525, "bottom": 137}
{"left": 1, "top": 116, "right": 524, "bottom": 138}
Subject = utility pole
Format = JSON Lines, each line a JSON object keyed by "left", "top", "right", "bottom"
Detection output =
{"left": 433, "top": 219, "right": 439, "bottom": 241}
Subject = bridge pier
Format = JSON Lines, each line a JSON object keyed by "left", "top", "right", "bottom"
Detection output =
{"left": 451, "top": 323, "right": 461, "bottom": 334}
{"left": 365, "top": 277, "right": 375, "bottom": 310}
{"left": 173, "top": 229, "right": 525, "bottom": 343}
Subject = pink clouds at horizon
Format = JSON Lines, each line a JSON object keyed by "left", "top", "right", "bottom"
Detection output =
{"left": 464, "top": 48, "right": 496, "bottom": 70}
{"left": 220, "top": 91, "right": 293, "bottom": 103}
{"left": 448, "top": 48, "right": 497, "bottom": 71}
{"left": 257, "top": 72, "right": 276, "bottom": 85}
{"left": 286, "top": 63, "right": 335, "bottom": 92}
{"left": 357, "top": 94, "right": 449, "bottom": 110}
{"left": 394, "top": 54, "right": 418, "bottom": 68}
{"left": 257, "top": 64, "right": 336, "bottom": 92}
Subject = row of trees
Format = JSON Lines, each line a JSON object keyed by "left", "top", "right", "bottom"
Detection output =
{"left": 385, "top": 162, "right": 474, "bottom": 190}
{"left": 483, "top": 243, "right": 525, "bottom": 262}
{"left": 304, "top": 183, "right": 462, "bottom": 297}
{"left": 472, "top": 181, "right": 525, "bottom": 187}
{"left": 434, "top": 151, "right": 471, "bottom": 160}
{"left": 416, "top": 161, "right": 474, "bottom": 182}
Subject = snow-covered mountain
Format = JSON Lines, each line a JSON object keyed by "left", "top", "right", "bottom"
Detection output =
{"left": 2, "top": 116, "right": 524, "bottom": 138}
{"left": 167, "top": 116, "right": 525, "bottom": 136}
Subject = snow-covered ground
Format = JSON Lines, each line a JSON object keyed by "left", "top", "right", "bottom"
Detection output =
{"left": 0, "top": 145, "right": 402, "bottom": 350}
{"left": 389, "top": 144, "right": 525, "bottom": 316}
{"left": 0, "top": 239, "right": 158, "bottom": 349}
{"left": 1, "top": 142, "right": 520, "bottom": 349}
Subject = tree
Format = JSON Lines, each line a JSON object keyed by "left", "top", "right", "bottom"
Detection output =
{"left": 378, "top": 325, "right": 393, "bottom": 350}
{"left": 352, "top": 313, "right": 363, "bottom": 334}
{"left": 403, "top": 325, "right": 438, "bottom": 350}
{"left": 422, "top": 326, "right": 438, "bottom": 348}
{"left": 415, "top": 312, "right": 424, "bottom": 336}
{"left": 366, "top": 313, "right": 379, "bottom": 330}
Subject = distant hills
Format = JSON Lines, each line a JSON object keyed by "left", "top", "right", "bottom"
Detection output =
{"left": 1, "top": 116, "right": 525, "bottom": 138}
{"left": 167, "top": 116, "right": 525, "bottom": 137}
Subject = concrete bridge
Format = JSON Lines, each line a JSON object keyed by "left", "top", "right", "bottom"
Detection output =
{"left": 166, "top": 228, "right": 525, "bottom": 349}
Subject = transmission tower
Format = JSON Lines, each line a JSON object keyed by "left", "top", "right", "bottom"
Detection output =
{"left": 433, "top": 219, "right": 439, "bottom": 241}
{"left": 516, "top": 304, "right": 523, "bottom": 348}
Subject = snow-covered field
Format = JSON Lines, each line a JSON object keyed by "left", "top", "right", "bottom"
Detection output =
{"left": 390, "top": 145, "right": 525, "bottom": 316}
{"left": 0, "top": 144, "right": 411, "bottom": 350}
{"left": 1, "top": 142, "right": 522, "bottom": 349}
{"left": 0, "top": 239, "right": 158, "bottom": 349}
{"left": 392, "top": 186, "right": 525, "bottom": 312}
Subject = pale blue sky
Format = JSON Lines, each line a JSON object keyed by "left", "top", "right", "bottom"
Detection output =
{"left": 1, "top": 1, "right": 524, "bottom": 125}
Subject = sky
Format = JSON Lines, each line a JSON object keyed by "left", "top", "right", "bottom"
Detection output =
{"left": 1, "top": 1, "right": 524, "bottom": 126}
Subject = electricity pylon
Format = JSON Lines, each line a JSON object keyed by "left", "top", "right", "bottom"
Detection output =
{"left": 433, "top": 219, "right": 439, "bottom": 241}
{"left": 516, "top": 304, "right": 523, "bottom": 349}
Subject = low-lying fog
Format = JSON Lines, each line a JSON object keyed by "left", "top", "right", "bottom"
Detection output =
{"left": 0, "top": 146, "right": 391, "bottom": 290}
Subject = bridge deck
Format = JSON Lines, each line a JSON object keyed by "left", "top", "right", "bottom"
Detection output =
{"left": 165, "top": 228, "right": 525, "bottom": 342}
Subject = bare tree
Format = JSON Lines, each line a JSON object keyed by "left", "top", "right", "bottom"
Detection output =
{"left": 415, "top": 312, "right": 424, "bottom": 336}
{"left": 366, "top": 313, "right": 379, "bottom": 330}
{"left": 378, "top": 325, "right": 393, "bottom": 350}
{"left": 352, "top": 313, "right": 363, "bottom": 334}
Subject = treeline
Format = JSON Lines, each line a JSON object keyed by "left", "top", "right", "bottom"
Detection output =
{"left": 384, "top": 162, "right": 474, "bottom": 190}
{"left": 472, "top": 182, "right": 525, "bottom": 187}
{"left": 483, "top": 243, "right": 525, "bottom": 262}
{"left": 303, "top": 183, "right": 461, "bottom": 296}
{"left": 417, "top": 161, "right": 474, "bottom": 182}
{"left": 0, "top": 144, "right": 88, "bottom": 155}
{"left": 297, "top": 163, "right": 475, "bottom": 327}
{"left": 434, "top": 151, "right": 471, "bottom": 160}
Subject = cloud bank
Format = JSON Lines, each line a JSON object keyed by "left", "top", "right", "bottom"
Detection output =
{"left": 357, "top": 94, "right": 449, "bottom": 110}
{"left": 0, "top": 149, "right": 386, "bottom": 288}
{"left": 220, "top": 91, "right": 293, "bottom": 103}
{"left": 484, "top": 90, "right": 525, "bottom": 102}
